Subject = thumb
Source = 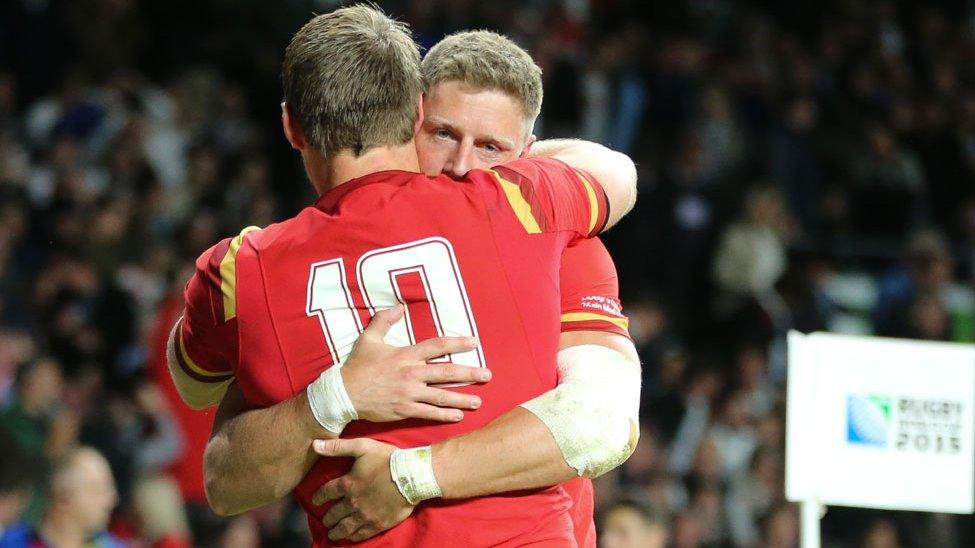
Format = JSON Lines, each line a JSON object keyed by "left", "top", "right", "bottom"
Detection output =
{"left": 312, "top": 438, "right": 371, "bottom": 458}
{"left": 363, "top": 305, "right": 405, "bottom": 340}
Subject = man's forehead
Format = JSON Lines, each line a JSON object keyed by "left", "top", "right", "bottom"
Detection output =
{"left": 423, "top": 84, "right": 531, "bottom": 145}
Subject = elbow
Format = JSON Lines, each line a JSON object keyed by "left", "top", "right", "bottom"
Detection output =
{"left": 203, "top": 462, "right": 247, "bottom": 517}
{"left": 203, "top": 447, "right": 247, "bottom": 516}
{"left": 203, "top": 460, "right": 287, "bottom": 516}
{"left": 204, "top": 470, "right": 263, "bottom": 517}
{"left": 527, "top": 345, "right": 642, "bottom": 479}
{"left": 207, "top": 500, "right": 243, "bottom": 518}
{"left": 525, "top": 390, "right": 639, "bottom": 480}
{"left": 578, "top": 414, "right": 639, "bottom": 479}
{"left": 204, "top": 479, "right": 240, "bottom": 517}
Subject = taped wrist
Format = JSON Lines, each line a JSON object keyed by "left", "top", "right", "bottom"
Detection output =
{"left": 306, "top": 365, "right": 358, "bottom": 434}
{"left": 520, "top": 344, "right": 641, "bottom": 478}
{"left": 389, "top": 446, "right": 442, "bottom": 505}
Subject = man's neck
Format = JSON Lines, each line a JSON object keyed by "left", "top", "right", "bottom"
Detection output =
{"left": 310, "top": 142, "right": 421, "bottom": 196}
{"left": 39, "top": 508, "right": 87, "bottom": 548}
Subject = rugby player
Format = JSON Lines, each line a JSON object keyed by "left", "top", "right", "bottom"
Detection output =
{"left": 167, "top": 6, "right": 640, "bottom": 546}
{"left": 307, "top": 30, "right": 640, "bottom": 545}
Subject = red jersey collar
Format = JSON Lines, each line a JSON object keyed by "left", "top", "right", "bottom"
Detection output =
{"left": 314, "top": 170, "right": 419, "bottom": 214}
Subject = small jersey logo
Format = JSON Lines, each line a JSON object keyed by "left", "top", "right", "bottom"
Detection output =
{"left": 579, "top": 295, "right": 623, "bottom": 316}
{"left": 847, "top": 394, "right": 891, "bottom": 447}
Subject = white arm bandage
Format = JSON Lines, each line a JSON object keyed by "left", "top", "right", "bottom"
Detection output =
{"left": 306, "top": 365, "right": 358, "bottom": 435}
{"left": 389, "top": 445, "right": 442, "bottom": 505}
{"left": 520, "top": 344, "right": 641, "bottom": 478}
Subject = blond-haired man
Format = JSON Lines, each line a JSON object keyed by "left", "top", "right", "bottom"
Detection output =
{"left": 169, "top": 6, "right": 639, "bottom": 546}
{"left": 311, "top": 30, "right": 640, "bottom": 546}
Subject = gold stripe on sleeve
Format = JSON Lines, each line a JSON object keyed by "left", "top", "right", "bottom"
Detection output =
{"left": 219, "top": 226, "right": 260, "bottom": 321}
{"left": 575, "top": 171, "right": 600, "bottom": 235}
{"left": 560, "top": 312, "right": 629, "bottom": 331}
{"left": 489, "top": 170, "right": 542, "bottom": 234}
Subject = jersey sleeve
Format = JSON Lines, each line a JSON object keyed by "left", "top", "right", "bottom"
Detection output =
{"left": 168, "top": 227, "right": 258, "bottom": 408}
{"left": 489, "top": 157, "right": 610, "bottom": 238}
{"left": 559, "top": 237, "right": 630, "bottom": 338}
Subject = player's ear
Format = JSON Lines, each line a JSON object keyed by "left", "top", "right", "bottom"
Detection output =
{"left": 281, "top": 102, "right": 306, "bottom": 151}
{"left": 413, "top": 93, "right": 425, "bottom": 136}
{"left": 520, "top": 135, "right": 537, "bottom": 158}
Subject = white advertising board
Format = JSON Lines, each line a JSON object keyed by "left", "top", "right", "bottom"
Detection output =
{"left": 786, "top": 331, "right": 975, "bottom": 513}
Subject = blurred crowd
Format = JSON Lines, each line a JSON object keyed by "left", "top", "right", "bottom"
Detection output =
{"left": 1, "top": 0, "right": 973, "bottom": 546}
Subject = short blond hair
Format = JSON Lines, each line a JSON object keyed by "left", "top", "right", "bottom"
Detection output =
{"left": 282, "top": 5, "right": 422, "bottom": 155}
{"left": 421, "top": 30, "right": 543, "bottom": 123}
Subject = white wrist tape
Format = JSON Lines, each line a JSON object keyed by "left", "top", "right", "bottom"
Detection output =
{"left": 306, "top": 365, "right": 358, "bottom": 434}
{"left": 520, "top": 345, "right": 641, "bottom": 478}
{"left": 389, "top": 446, "right": 442, "bottom": 505}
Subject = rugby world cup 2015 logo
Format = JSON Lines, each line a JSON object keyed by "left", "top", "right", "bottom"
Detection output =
{"left": 847, "top": 394, "right": 892, "bottom": 447}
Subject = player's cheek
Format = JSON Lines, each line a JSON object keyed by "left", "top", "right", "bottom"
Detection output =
{"left": 477, "top": 150, "right": 516, "bottom": 170}
{"left": 416, "top": 138, "right": 450, "bottom": 176}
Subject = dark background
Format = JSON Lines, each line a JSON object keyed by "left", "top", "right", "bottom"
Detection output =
{"left": 1, "top": 0, "right": 973, "bottom": 546}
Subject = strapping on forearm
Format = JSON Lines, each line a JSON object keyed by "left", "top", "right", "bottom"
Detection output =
{"left": 306, "top": 365, "right": 358, "bottom": 434}
{"left": 520, "top": 344, "right": 641, "bottom": 478}
{"left": 389, "top": 446, "right": 442, "bottom": 505}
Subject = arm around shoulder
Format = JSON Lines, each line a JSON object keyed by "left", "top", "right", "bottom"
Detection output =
{"left": 530, "top": 139, "right": 638, "bottom": 229}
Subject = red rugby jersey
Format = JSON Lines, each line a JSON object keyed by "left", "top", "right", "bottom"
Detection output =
{"left": 558, "top": 238, "right": 628, "bottom": 548}
{"left": 173, "top": 158, "right": 609, "bottom": 547}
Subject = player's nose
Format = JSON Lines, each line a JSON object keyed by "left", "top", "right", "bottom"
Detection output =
{"left": 446, "top": 142, "right": 475, "bottom": 178}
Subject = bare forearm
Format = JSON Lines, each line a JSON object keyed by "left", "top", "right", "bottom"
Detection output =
{"left": 202, "top": 309, "right": 486, "bottom": 515}
{"left": 528, "top": 138, "right": 586, "bottom": 159}
{"left": 204, "top": 388, "right": 336, "bottom": 515}
{"left": 431, "top": 406, "right": 575, "bottom": 499}
{"left": 430, "top": 332, "right": 639, "bottom": 499}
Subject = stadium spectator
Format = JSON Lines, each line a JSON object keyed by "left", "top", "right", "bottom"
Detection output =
{"left": 707, "top": 388, "right": 758, "bottom": 481}
{"left": 671, "top": 509, "right": 706, "bottom": 548}
{"left": 873, "top": 228, "right": 958, "bottom": 338}
{"left": 0, "top": 358, "right": 71, "bottom": 462}
{"left": 860, "top": 518, "right": 902, "bottom": 548}
{"left": 0, "top": 428, "right": 37, "bottom": 537}
{"left": 0, "top": 447, "right": 122, "bottom": 548}
{"left": 598, "top": 496, "right": 668, "bottom": 548}
{"left": 760, "top": 504, "right": 799, "bottom": 548}
{"left": 725, "top": 447, "right": 782, "bottom": 547}
{"left": 1, "top": 0, "right": 974, "bottom": 545}
{"left": 712, "top": 186, "right": 794, "bottom": 346}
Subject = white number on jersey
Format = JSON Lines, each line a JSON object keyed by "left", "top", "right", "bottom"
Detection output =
{"left": 306, "top": 237, "right": 484, "bottom": 369}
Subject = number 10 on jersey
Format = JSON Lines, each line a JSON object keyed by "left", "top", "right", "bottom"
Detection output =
{"left": 306, "top": 237, "right": 485, "bottom": 369}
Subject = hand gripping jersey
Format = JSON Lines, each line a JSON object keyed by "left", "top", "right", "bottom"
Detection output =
{"left": 172, "top": 158, "right": 611, "bottom": 547}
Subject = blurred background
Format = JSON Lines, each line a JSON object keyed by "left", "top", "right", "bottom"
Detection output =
{"left": 1, "top": 0, "right": 974, "bottom": 546}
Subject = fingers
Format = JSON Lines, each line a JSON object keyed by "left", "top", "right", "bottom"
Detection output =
{"left": 312, "top": 438, "right": 375, "bottom": 458}
{"left": 323, "top": 500, "right": 355, "bottom": 528}
{"left": 402, "top": 403, "right": 464, "bottom": 423}
{"left": 348, "top": 524, "right": 383, "bottom": 542}
{"left": 362, "top": 305, "right": 405, "bottom": 340}
{"left": 410, "top": 336, "right": 478, "bottom": 361}
{"left": 413, "top": 363, "right": 492, "bottom": 384}
{"left": 312, "top": 478, "right": 347, "bottom": 506}
{"left": 328, "top": 515, "right": 363, "bottom": 542}
{"left": 416, "top": 387, "right": 481, "bottom": 410}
